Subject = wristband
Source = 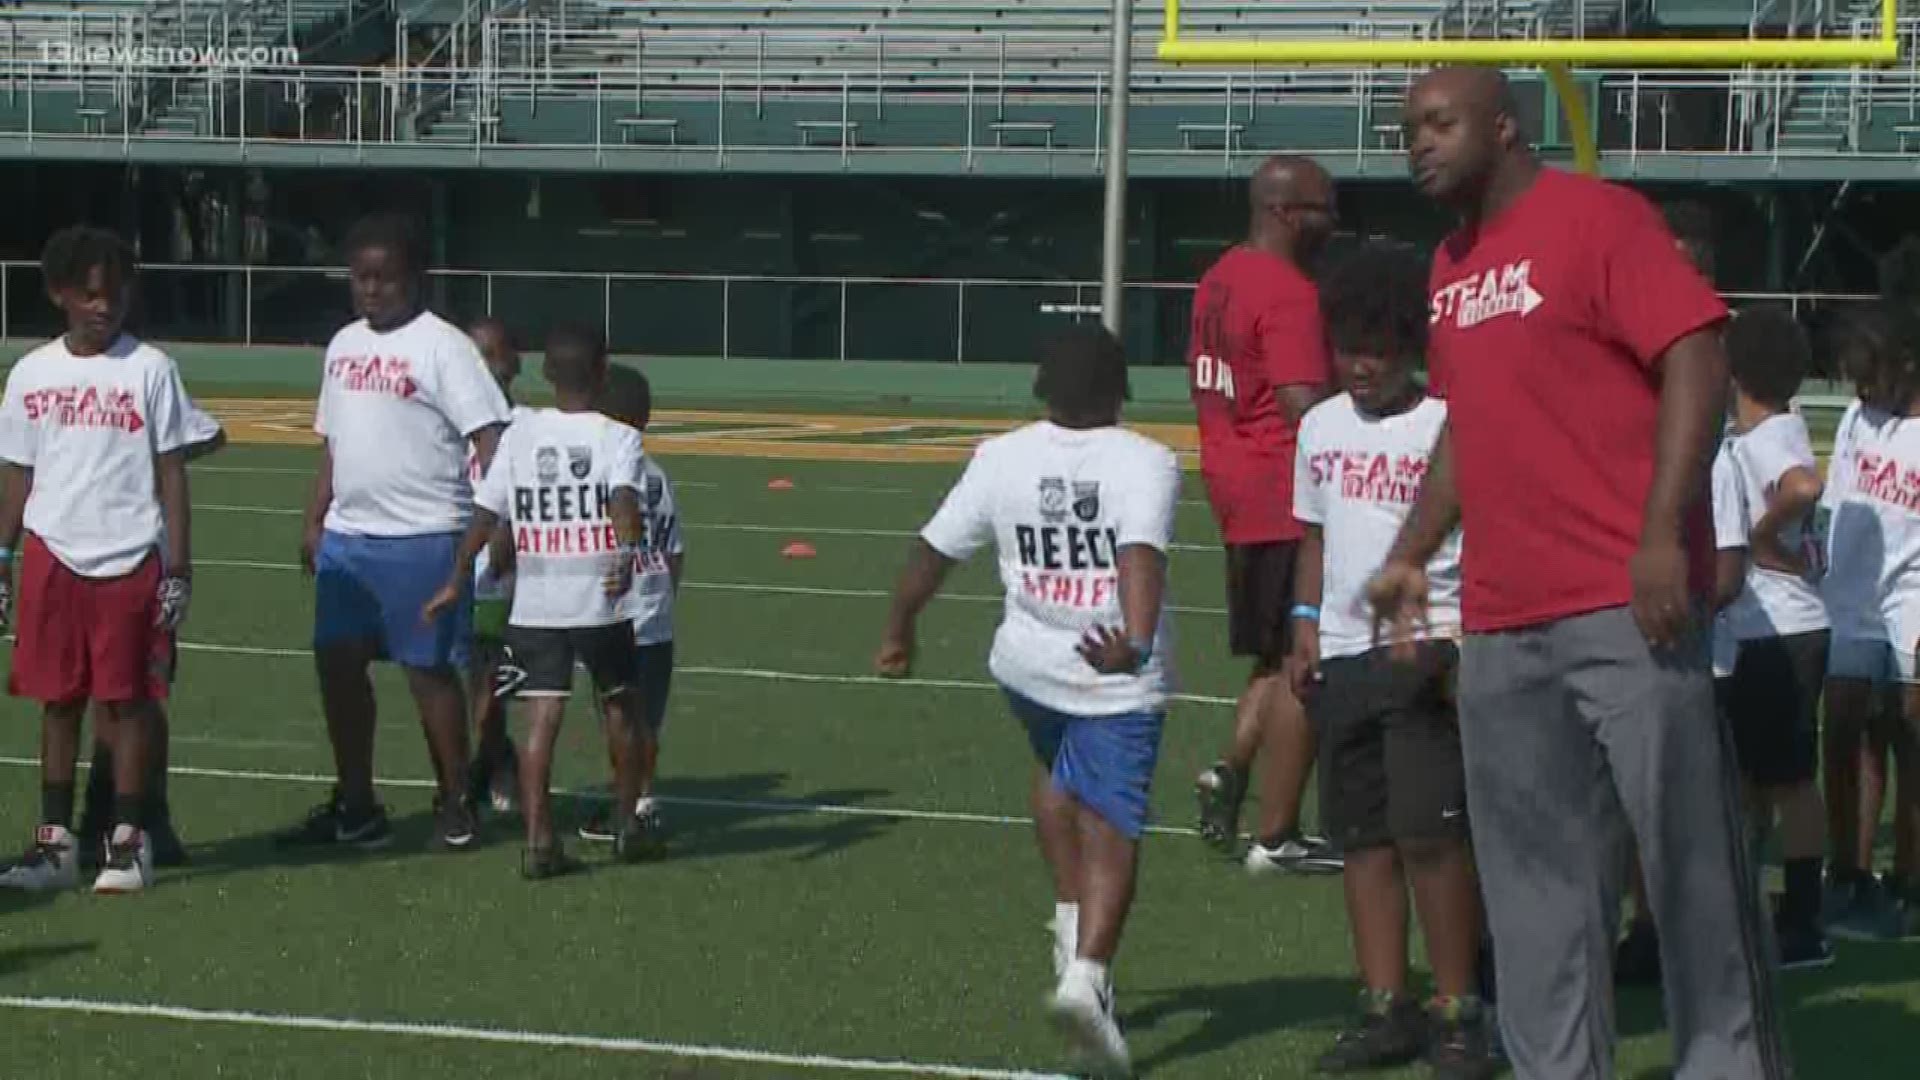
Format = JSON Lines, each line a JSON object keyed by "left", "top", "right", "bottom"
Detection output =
{"left": 1128, "top": 637, "right": 1154, "bottom": 670}
{"left": 1290, "top": 604, "right": 1321, "bottom": 622}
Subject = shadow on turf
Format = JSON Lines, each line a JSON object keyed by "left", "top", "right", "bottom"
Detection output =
{"left": 155, "top": 807, "right": 444, "bottom": 884}
{"left": 0, "top": 941, "right": 94, "bottom": 976}
{"left": 1122, "top": 974, "right": 1356, "bottom": 1073}
{"left": 562, "top": 772, "right": 899, "bottom": 864}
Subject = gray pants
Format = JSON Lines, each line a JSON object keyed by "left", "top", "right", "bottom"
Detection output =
{"left": 1459, "top": 606, "right": 1789, "bottom": 1080}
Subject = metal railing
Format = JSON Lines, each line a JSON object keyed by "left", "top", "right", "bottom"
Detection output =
{"left": 0, "top": 261, "right": 1877, "bottom": 364}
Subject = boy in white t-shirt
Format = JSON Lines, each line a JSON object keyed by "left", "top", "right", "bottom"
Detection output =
{"left": 1282, "top": 245, "right": 1491, "bottom": 1078}
{"left": 0, "top": 226, "right": 194, "bottom": 895}
{"left": 462, "top": 315, "right": 526, "bottom": 815}
{"left": 579, "top": 365, "right": 682, "bottom": 850}
{"left": 425, "top": 324, "right": 652, "bottom": 879}
{"left": 1716, "top": 306, "right": 1834, "bottom": 967}
{"left": 876, "top": 327, "right": 1180, "bottom": 1078}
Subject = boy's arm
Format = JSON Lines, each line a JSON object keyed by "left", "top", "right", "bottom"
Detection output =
{"left": 1285, "top": 524, "right": 1325, "bottom": 694}
{"left": 185, "top": 429, "right": 229, "bottom": 461}
{"left": 0, "top": 463, "right": 30, "bottom": 626}
{"left": 424, "top": 508, "right": 501, "bottom": 621}
{"left": 1080, "top": 449, "right": 1180, "bottom": 674}
{"left": 1372, "top": 422, "right": 1456, "bottom": 638}
{"left": 302, "top": 445, "right": 334, "bottom": 575}
{"left": 878, "top": 540, "right": 958, "bottom": 676}
{"left": 157, "top": 449, "right": 191, "bottom": 579}
{"left": 1749, "top": 466, "right": 1822, "bottom": 575}
{"left": 1714, "top": 549, "right": 1747, "bottom": 613}
{"left": 668, "top": 552, "right": 685, "bottom": 591}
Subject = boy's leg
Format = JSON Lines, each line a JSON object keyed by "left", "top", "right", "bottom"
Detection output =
{"left": 3, "top": 535, "right": 91, "bottom": 888}
{"left": 80, "top": 704, "right": 115, "bottom": 858}
{"left": 295, "top": 530, "right": 390, "bottom": 845}
{"left": 634, "top": 641, "right": 674, "bottom": 801}
{"left": 504, "top": 625, "right": 577, "bottom": 878}
{"left": 466, "top": 634, "right": 513, "bottom": 811}
{"left": 403, "top": 664, "right": 474, "bottom": 844}
{"left": 1741, "top": 632, "right": 1830, "bottom": 960}
{"left": 1033, "top": 769, "right": 1083, "bottom": 976}
{"left": 375, "top": 532, "right": 478, "bottom": 843}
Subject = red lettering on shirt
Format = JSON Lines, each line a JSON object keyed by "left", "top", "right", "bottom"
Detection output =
{"left": 20, "top": 385, "right": 145, "bottom": 433}
{"left": 1852, "top": 452, "right": 1920, "bottom": 513}
{"left": 1020, "top": 570, "right": 1119, "bottom": 610}
{"left": 1310, "top": 449, "right": 1427, "bottom": 507}
{"left": 328, "top": 355, "right": 419, "bottom": 399}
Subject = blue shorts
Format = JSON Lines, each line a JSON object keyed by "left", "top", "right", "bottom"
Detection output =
{"left": 1828, "top": 637, "right": 1916, "bottom": 685}
{"left": 313, "top": 530, "right": 471, "bottom": 671}
{"left": 1006, "top": 690, "right": 1164, "bottom": 841}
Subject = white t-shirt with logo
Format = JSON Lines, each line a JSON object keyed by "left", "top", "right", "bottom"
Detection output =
{"left": 1823, "top": 398, "right": 1903, "bottom": 644}
{"left": 183, "top": 400, "right": 222, "bottom": 448}
{"left": 920, "top": 421, "right": 1180, "bottom": 717}
{"left": 1292, "top": 394, "right": 1461, "bottom": 660}
{"left": 1710, "top": 438, "right": 1746, "bottom": 677}
{"left": 469, "top": 404, "right": 533, "bottom": 601}
{"left": 1821, "top": 405, "right": 1920, "bottom": 654}
{"left": 472, "top": 408, "right": 647, "bottom": 629}
{"left": 316, "top": 311, "right": 512, "bottom": 538}
{"left": 0, "top": 334, "right": 190, "bottom": 578}
{"left": 1723, "top": 413, "right": 1828, "bottom": 641}
{"left": 628, "top": 455, "right": 684, "bottom": 646}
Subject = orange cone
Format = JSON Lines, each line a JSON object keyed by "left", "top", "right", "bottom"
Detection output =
{"left": 781, "top": 541, "right": 817, "bottom": 559}
{"left": 768, "top": 478, "right": 795, "bottom": 491}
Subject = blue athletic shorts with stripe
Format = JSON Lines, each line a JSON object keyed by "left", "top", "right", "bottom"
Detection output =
{"left": 313, "top": 529, "right": 471, "bottom": 671}
{"left": 1006, "top": 690, "right": 1164, "bottom": 840}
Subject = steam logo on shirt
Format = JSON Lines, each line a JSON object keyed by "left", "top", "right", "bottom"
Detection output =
{"left": 1430, "top": 259, "right": 1545, "bottom": 330}
{"left": 22, "top": 386, "right": 145, "bottom": 433}
{"left": 1307, "top": 449, "right": 1429, "bottom": 506}
{"left": 1849, "top": 451, "right": 1920, "bottom": 513}
{"left": 327, "top": 355, "right": 419, "bottom": 399}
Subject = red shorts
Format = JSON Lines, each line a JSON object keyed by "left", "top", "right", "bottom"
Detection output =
{"left": 8, "top": 533, "right": 170, "bottom": 705}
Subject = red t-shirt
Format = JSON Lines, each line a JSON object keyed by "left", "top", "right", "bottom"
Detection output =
{"left": 1187, "top": 245, "right": 1332, "bottom": 545}
{"left": 1427, "top": 169, "right": 1727, "bottom": 633}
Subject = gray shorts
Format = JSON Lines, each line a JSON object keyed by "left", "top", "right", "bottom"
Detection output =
{"left": 1459, "top": 606, "right": 1789, "bottom": 1080}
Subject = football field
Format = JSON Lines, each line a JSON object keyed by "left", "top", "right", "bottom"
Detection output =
{"left": 0, "top": 399, "right": 1914, "bottom": 1079}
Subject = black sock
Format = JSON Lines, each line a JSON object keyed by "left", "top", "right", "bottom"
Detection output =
{"left": 113, "top": 794, "right": 147, "bottom": 833}
{"left": 1783, "top": 857, "right": 1824, "bottom": 924}
{"left": 41, "top": 784, "right": 75, "bottom": 830}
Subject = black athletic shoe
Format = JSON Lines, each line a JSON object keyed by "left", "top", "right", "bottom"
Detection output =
{"left": 1774, "top": 911, "right": 1834, "bottom": 971}
{"left": 1244, "top": 831, "right": 1345, "bottom": 876}
{"left": 521, "top": 844, "right": 581, "bottom": 881}
{"left": 435, "top": 793, "right": 477, "bottom": 850}
{"left": 147, "top": 812, "right": 189, "bottom": 868}
{"left": 274, "top": 796, "right": 392, "bottom": 850}
{"left": 1427, "top": 997, "right": 1499, "bottom": 1080}
{"left": 615, "top": 806, "right": 667, "bottom": 863}
{"left": 577, "top": 806, "right": 617, "bottom": 843}
{"left": 1316, "top": 992, "right": 1427, "bottom": 1073}
{"left": 1614, "top": 920, "right": 1661, "bottom": 988}
{"left": 1194, "top": 761, "right": 1248, "bottom": 852}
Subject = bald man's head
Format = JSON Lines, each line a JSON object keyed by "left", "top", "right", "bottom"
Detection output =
{"left": 1404, "top": 66, "right": 1527, "bottom": 208}
{"left": 1247, "top": 155, "right": 1338, "bottom": 265}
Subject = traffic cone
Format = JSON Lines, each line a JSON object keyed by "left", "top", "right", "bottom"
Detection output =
{"left": 781, "top": 541, "right": 817, "bottom": 559}
{"left": 768, "top": 478, "right": 795, "bottom": 491}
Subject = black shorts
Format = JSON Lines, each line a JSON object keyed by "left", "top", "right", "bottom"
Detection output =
{"left": 1310, "top": 641, "right": 1468, "bottom": 852}
{"left": 1726, "top": 630, "right": 1827, "bottom": 787}
{"left": 501, "top": 623, "right": 639, "bottom": 699}
{"left": 1225, "top": 541, "right": 1298, "bottom": 666}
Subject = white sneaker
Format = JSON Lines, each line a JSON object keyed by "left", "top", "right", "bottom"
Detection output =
{"left": 489, "top": 756, "right": 519, "bottom": 814}
{"left": 0, "top": 825, "right": 79, "bottom": 891}
{"left": 92, "top": 828, "right": 153, "bottom": 894}
{"left": 1047, "top": 918, "right": 1071, "bottom": 981}
{"left": 1047, "top": 962, "right": 1131, "bottom": 1078}
{"left": 1244, "top": 833, "right": 1344, "bottom": 876}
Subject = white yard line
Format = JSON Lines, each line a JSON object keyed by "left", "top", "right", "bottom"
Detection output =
{"left": 0, "top": 996, "right": 1070, "bottom": 1080}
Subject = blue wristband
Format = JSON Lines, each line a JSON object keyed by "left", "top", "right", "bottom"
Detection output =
{"left": 1290, "top": 604, "right": 1320, "bottom": 622}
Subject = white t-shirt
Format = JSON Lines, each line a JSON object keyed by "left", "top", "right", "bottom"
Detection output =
{"left": 628, "top": 455, "right": 684, "bottom": 646}
{"left": 183, "top": 400, "right": 222, "bottom": 448}
{"left": 920, "top": 421, "right": 1180, "bottom": 717}
{"left": 1709, "top": 438, "right": 1746, "bottom": 677}
{"left": 316, "top": 311, "right": 512, "bottom": 538}
{"left": 469, "top": 404, "right": 533, "bottom": 601}
{"left": 472, "top": 408, "right": 647, "bottom": 629}
{"left": 1292, "top": 394, "right": 1461, "bottom": 661}
{"left": 1823, "top": 399, "right": 1908, "bottom": 644}
{"left": 1723, "top": 413, "right": 1828, "bottom": 641}
{"left": 0, "top": 334, "right": 190, "bottom": 578}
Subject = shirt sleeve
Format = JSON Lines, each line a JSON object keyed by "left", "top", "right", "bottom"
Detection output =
{"left": 1743, "top": 418, "right": 1816, "bottom": 496}
{"left": 314, "top": 341, "right": 336, "bottom": 438}
{"left": 1596, "top": 187, "right": 1730, "bottom": 369}
{"left": 181, "top": 397, "right": 224, "bottom": 448}
{"left": 1253, "top": 290, "right": 1332, "bottom": 391}
{"left": 0, "top": 369, "right": 35, "bottom": 467}
{"left": 921, "top": 446, "right": 996, "bottom": 561}
{"left": 659, "top": 472, "right": 685, "bottom": 556}
{"left": 430, "top": 332, "right": 513, "bottom": 438}
{"left": 472, "top": 425, "right": 512, "bottom": 517}
{"left": 146, "top": 354, "right": 191, "bottom": 455}
{"left": 1293, "top": 413, "right": 1325, "bottom": 526}
{"left": 1116, "top": 445, "right": 1182, "bottom": 553}
{"left": 1711, "top": 443, "right": 1747, "bottom": 551}
{"left": 610, "top": 427, "right": 646, "bottom": 494}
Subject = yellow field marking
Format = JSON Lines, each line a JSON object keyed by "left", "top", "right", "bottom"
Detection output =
{"left": 204, "top": 400, "right": 1203, "bottom": 466}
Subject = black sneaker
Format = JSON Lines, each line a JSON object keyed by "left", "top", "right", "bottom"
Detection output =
{"left": 435, "top": 793, "right": 477, "bottom": 850}
{"left": 615, "top": 806, "right": 667, "bottom": 863}
{"left": 1316, "top": 992, "right": 1427, "bottom": 1073}
{"left": 1195, "top": 761, "right": 1248, "bottom": 852}
{"left": 577, "top": 805, "right": 617, "bottom": 843}
{"left": 1245, "top": 831, "right": 1345, "bottom": 876}
{"left": 274, "top": 796, "right": 347, "bottom": 847}
{"left": 147, "top": 811, "right": 189, "bottom": 868}
{"left": 1614, "top": 919, "right": 1661, "bottom": 988}
{"left": 1427, "top": 996, "right": 1499, "bottom": 1080}
{"left": 1774, "top": 911, "right": 1834, "bottom": 971}
{"left": 521, "top": 844, "right": 581, "bottom": 881}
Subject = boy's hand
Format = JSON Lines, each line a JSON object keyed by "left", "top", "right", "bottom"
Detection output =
{"left": 1629, "top": 535, "right": 1692, "bottom": 649}
{"left": 0, "top": 565, "right": 12, "bottom": 633}
{"left": 603, "top": 554, "right": 635, "bottom": 598}
{"left": 421, "top": 581, "right": 463, "bottom": 625}
{"left": 299, "top": 521, "right": 322, "bottom": 577}
{"left": 155, "top": 575, "right": 191, "bottom": 631}
{"left": 874, "top": 632, "right": 915, "bottom": 678}
{"left": 1283, "top": 620, "right": 1321, "bottom": 699}
{"left": 1077, "top": 624, "right": 1143, "bottom": 675}
{"left": 1368, "top": 559, "right": 1430, "bottom": 661}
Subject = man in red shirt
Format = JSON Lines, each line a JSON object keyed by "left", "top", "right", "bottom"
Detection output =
{"left": 1371, "top": 68, "right": 1785, "bottom": 1079}
{"left": 1187, "top": 155, "right": 1343, "bottom": 874}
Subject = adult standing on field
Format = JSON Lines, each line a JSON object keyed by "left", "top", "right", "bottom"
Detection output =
{"left": 1187, "top": 154, "right": 1343, "bottom": 876}
{"left": 277, "top": 212, "right": 512, "bottom": 853}
{"left": 1370, "top": 67, "right": 1787, "bottom": 1079}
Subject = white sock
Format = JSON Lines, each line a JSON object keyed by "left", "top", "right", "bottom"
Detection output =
{"left": 1066, "top": 957, "right": 1110, "bottom": 995}
{"left": 109, "top": 823, "right": 140, "bottom": 845}
{"left": 1053, "top": 901, "right": 1079, "bottom": 947}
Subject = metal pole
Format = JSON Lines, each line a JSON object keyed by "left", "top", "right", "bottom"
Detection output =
{"left": 1098, "top": 0, "right": 1131, "bottom": 337}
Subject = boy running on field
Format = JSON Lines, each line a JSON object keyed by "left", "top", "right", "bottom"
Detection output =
{"left": 1715, "top": 305, "right": 1835, "bottom": 967}
{"left": 877, "top": 326, "right": 1180, "bottom": 1078}
{"left": 0, "top": 225, "right": 194, "bottom": 895}
{"left": 580, "top": 364, "right": 680, "bottom": 851}
{"left": 426, "top": 323, "right": 652, "bottom": 878}
{"left": 463, "top": 315, "right": 527, "bottom": 815}
{"left": 1285, "top": 244, "right": 1493, "bottom": 1079}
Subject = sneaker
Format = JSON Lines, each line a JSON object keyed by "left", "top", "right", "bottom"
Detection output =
{"left": 1245, "top": 832, "right": 1344, "bottom": 876}
{"left": 1829, "top": 874, "right": 1899, "bottom": 942}
{"left": 614, "top": 805, "right": 667, "bottom": 863}
{"left": 577, "top": 805, "right": 618, "bottom": 843}
{"left": 1194, "top": 761, "right": 1248, "bottom": 852}
{"left": 435, "top": 793, "right": 478, "bottom": 850}
{"left": 1427, "top": 996, "right": 1498, "bottom": 1080}
{"left": 521, "top": 844, "right": 581, "bottom": 881}
{"left": 1775, "top": 912, "right": 1835, "bottom": 971}
{"left": 92, "top": 828, "right": 153, "bottom": 894}
{"left": 1047, "top": 962, "right": 1130, "bottom": 1078}
{"left": 0, "top": 826, "right": 80, "bottom": 891}
{"left": 1614, "top": 919, "right": 1661, "bottom": 987}
{"left": 1316, "top": 991, "right": 1427, "bottom": 1073}
{"left": 275, "top": 794, "right": 390, "bottom": 849}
